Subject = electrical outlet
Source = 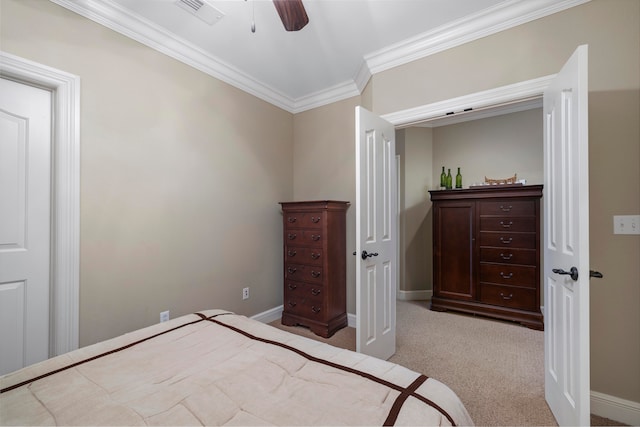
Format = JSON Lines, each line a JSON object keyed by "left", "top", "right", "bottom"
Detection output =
{"left": 160, "top": 310, "right": 170, "bottom": 323}
{"left": 613, "top": 215, "right": 640, "bottom": 235}
{"left": 242, "top": 287, "right": 249, "bottom": 300}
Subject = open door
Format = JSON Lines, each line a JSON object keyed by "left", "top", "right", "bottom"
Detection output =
{"left": 355, "top": 106, "right": 397, "bottom": 360}
{"left": 543, "top": 44, "right": 590, "bottom": 426}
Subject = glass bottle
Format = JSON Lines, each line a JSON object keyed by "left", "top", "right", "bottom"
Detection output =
{"left": 446, "top": 168, "right": 452, "bottom": 189}
{"left": 455, "top": 167, "right": 462, "bottom": 188}
{"left": 440, "top": 166, "right": 446, "bottom": 189}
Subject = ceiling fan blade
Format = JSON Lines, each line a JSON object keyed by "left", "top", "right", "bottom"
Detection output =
{"left": 272, "top": 0, "right": 309, "bottom": 31}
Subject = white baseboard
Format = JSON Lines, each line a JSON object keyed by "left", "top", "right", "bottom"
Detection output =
{"left": 397, "top": 289, "right": 432, "bottom": 301}
{"left": 591, "top": 391, "right": 640, "bottom": 426}
{"left": 250, "top": 305, "right": 283, "bottom": 324}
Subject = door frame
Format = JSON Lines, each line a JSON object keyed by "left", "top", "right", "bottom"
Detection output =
{"left": 0, "top": 51, "right": 80, "bottom": 356}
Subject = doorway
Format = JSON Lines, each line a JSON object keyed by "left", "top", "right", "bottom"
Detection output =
{"left": 0, "top": 51, "right": 81, "bottom": 362}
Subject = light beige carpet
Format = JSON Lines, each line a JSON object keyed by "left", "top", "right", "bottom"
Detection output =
{"left": 271, "top": 300, "right": 627, "bottom": 426}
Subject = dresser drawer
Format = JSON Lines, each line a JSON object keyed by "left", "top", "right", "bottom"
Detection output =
{"left": 480, "top": 217, "right": 536, "bottom": 232}
{"left": 285, "top": 246, "right": 323, "bottom": 266}
{"left": 479, "top": 200, "right": 536, "bottom": 216}
{"left": 283, "top": 212, "right": 323, "bottom": 229}
{"left": 478, "top": 283, "right": 537, "bottom": 311}
{"left": 285, "top": 263, "right": 324, "bottom": 284}
{"left": 480, "top": 263, "right": 537, "bottom": 287}
{"left": 480, "top": 247, "right": 536, "bottom": 265}
{"left": 284, "top": 280, "right": 324, "bottom": 304}
{"left": 283, "top": 282, "right": 325, "bottom": 318}
{"left": 479, "top": 231, "right": 536, "bottom": 249}
{"left": 283, "top": 295, "right": 325, "bottom": 318}
{"left": 284, "top": 230, "right": 323, "bottom": 247}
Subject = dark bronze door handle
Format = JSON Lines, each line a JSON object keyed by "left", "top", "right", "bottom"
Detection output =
{"left": 360, "top": 250, "right": 379, "bottom": 260}
{"left": 552, "top": 266, "right": 579, "bottom": 281}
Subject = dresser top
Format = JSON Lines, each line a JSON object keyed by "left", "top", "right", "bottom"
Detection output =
{"left": 279, "top": 200, "right": 350, "bottom": 210}
{"left": 429, "top": 184, "right": 543, "bottom": 201}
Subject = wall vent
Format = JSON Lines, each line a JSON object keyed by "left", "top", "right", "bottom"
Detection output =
{"left": 175, "top": 0, "right": 225, "bottom": 26}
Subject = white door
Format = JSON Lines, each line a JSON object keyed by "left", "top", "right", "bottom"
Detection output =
{"left": 0, "top": 78, "right": 52, "bottom": 375}
{"left": 355, "top": 106, "right": 397, "bottom": 360}
{"left": 543, "top": 45, "right": 590, "bottom": 426}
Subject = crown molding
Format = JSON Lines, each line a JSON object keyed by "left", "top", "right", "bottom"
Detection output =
{"left": 49, "top": 0, "right": 296, "bottom": 112}
{"left": 364, "top": 0, "right": 590, "bottom": 75}
{"left": 49, "top": 0, "right": 589, "bottom": 114}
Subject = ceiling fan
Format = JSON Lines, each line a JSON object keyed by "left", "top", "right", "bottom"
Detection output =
{"left": 272, "top": 0, "right": 309, "bottom": 31}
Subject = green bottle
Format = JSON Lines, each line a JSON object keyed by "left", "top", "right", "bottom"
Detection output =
{"left": 440, "top": 166, "right": 446, "bottom": 189}
{"left": 446, "top": 168, "right": 452, "bottom": 189}
{"left": 455, "top": 167, "right": 462, "bottom": 188}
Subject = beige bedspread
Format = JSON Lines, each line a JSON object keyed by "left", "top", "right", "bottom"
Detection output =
{"left": 0, "top": 310, "right": 473, "bottom": 426}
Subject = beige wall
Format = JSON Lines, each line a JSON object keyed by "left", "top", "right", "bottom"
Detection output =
{"left": 431, "top": 108, "right": 543, "bottom": 187}
{"left": 292, "top": 96, "right": 360, "bottom": 312}
{"left": 397, "top": 127, "right": 433, "bottom": 293}
{"left": 294, "top": 0, "right": 640, "bottom": 405}
{"left": 1, "top": 0, "right": 294, "bottom": 346}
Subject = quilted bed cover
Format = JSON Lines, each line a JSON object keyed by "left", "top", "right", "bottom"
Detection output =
{"left": 0, "top": 310, "right": 474, "bottom": 426}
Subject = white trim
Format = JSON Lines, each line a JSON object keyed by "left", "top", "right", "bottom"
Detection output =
{"left": 48, "top": 0, "right": 587, "bottom": 113}
{"left": 397, "top": 290, "right": 432, "bottom": 301}
{"left": 591, "top": 391, "right": 640, "bottom": 426}
{"left": 250, "top": 305, "right": 283, "bottom": 324}
{"left": 48, "top": 0, "right": 294, "bottom": 113}
{"left": 382, "top": 75, "right": 555, "bottom": 127}
{"left": 365, "top": 0, "right": 590, "bottom": 75}
{"left": 0, "top": 51, "right": 81, "bottom": 356}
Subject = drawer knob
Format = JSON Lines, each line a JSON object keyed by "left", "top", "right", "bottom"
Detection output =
{"left": 500, "top": 205, "right": 513, "bottom": 212}
{"left": 500, "top": 253, "right": 513, "bottom": 260}
{"left": 287, "top": 267, "right": 297, "bottom": 274}
{"left": 310, "top": 252, "right": 320, "bottom": 260}
{"left": 288, "top": 301, "right": 297, "bottom": 307}
{"left": 311, "top": 234, "right": 321, "bottom": 241}
{"left": 500, "top": 221, "right": 513, "bottom": 228}
{"left": 311, "top": 216, "right": 321, "bottom": 223}
{"left": 500, "top": 272, "right": 514, "bottom": 279}
{"left": 287, "top": 250, "right": 297, "bottom": 257}
{"left": 500, "top": 292, "right": 513, "bottom": 300}
{"left": 287, "top": 217, "right": 297, "bottom": 223}
{"left": 311, "top": 270, "right": 321, "bottom": 278}
{"left": 311, "top": 306, "right": 321, "bottom": 313}
{"left": 288, "top": 283, "right": 297, "bottom": 290}
{"left": 311, "top": 288, "right": 321, "bottom": 296}
{"left": 499, "top": 237, "right": 513, "bottom": 244}
{"left": 287, "top": 233, "right": 297, "bottom": 240}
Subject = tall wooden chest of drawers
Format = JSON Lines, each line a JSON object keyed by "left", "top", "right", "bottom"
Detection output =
{"left": 279, "top": 200, "right": 350, "bottom": 338}
{"left": 429, "top": 185, "right": 543, "bottom": 330}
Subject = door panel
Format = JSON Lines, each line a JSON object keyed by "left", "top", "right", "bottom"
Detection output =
{"left": 0, "top": 78, "right": 52, "bottom": 375}
{"left": 543, "top": 45, "right": 590, "bottom": 426}
{"left": 355, "top": 106, "right": 397, "bottom": 360}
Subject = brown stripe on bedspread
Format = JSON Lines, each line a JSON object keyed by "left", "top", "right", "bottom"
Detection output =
{"left": 205, "top": 316, "right": 457, "bottom": 426}
{"left": 383, "top": 374, "right": 427, "bottom": 426}
{"left": 0, "top": 313, "right": 232, "bottom": 394}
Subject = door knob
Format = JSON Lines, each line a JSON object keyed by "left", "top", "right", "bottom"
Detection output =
{"left": 360, "top": 250, "right": 379, "bottom": 260}
{"left": 552, "top": 266, "right": 579, "bottom": 281}
{"left": 590, "top": 270, "right": 603, "bottom": 278}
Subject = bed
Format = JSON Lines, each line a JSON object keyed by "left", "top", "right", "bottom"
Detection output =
{"left": 0, "top": 310, "right": 474, "bottom": 426}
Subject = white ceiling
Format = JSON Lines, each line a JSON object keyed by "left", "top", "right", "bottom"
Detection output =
{"left": 50, "top": 0, "right": 585, "bottom": 113}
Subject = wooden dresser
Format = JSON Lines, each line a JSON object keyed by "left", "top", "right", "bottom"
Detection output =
{"left": 429, "top": 185, "right": 543, "bottom": 330}
{"left": 279, "top": 200, "right": 350, "bottom": 338}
